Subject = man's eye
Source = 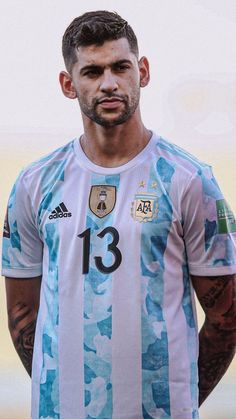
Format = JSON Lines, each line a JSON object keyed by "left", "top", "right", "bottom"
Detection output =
{"left": 84, "top": 69, "right": 100, "bottom": 77}
{"left": 116, "top": 65, "right": 130, "bottom": 71}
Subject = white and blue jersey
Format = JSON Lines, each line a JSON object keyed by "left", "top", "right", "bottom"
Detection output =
{"left": 2, "top": 133, "right": 236, "bottom": 419}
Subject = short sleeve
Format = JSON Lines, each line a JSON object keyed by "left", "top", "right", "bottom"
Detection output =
{"left": 1, "top": 172, "right": 43, "bottom": 278}
{"left": 182, "top": 165, "right": 236, "bottom": 276}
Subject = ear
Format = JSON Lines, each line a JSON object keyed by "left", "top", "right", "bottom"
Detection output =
{"left": 59, "top": 71, "right": 77, "bottom": 99}
{"left": 138, "top": 56, "right": 150, "bottom": 88}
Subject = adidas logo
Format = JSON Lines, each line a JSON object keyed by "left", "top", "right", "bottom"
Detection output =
{"left": 49, "top": 202, "right": 72, "bottom": 219}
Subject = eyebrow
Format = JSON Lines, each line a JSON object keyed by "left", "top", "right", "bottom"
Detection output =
{"left": 80, "top": 59, "right": 133, "bottom": 75}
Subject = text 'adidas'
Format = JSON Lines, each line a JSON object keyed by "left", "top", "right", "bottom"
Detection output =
{"left": 49, "top": 202, "right": 72, "bottom": 220}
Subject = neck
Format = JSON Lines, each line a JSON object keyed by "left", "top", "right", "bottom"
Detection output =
{"left": 80, "top": 110, "right": 151, "bottom": 168}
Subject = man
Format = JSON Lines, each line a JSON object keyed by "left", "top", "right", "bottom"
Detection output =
{"left": 2, "top": 10, "right": 236, "bottom": 419}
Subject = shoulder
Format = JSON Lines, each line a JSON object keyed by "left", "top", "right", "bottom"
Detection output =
{"left": 9, "top": 140, "right": 76, "bottom": 208}
{"left": 148, "top": 134, "right": 219, "bottom": 203}
{"left": 153, "top": 134, "right": 211, "bottom": 179}
{"left": 14, "top": 139, "right": 76, "bottom": 193}
{"left": 21, "top": 140, "right": 75, "bottom": 181}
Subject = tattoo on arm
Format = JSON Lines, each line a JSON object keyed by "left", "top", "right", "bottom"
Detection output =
{"left": 196, "top": 274, "right": 236, "bottom": 406}
{"left": 198, "top": 278, "right": 228, "bottom": 309}
{"left": 8, "top": 302, "right": 37, "bottom": 377}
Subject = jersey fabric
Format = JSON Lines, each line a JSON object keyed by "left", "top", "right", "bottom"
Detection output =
{"left": 2, "top": 133, "right": 236, "bottom": 419}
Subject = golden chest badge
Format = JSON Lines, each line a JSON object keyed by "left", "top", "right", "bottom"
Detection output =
{"left": 131, "top": 192, "right": 158, "bottom": 222}
{"left": 89, "top": 185, "right": 116, "bottom": 218}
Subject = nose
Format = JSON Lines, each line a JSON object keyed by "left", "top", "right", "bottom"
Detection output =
{"left": 100, "top": 69, "right": 118, "bottom": 93}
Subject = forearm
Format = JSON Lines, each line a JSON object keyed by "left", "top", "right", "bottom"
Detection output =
{"left": 8, "top": 302, "right": 38, "bottom": 377}
{"left": 191, "top": 273, "right": 236, "bottom": 406}
{"left": 198, "top": 319, "right": 236, "bottom": 406}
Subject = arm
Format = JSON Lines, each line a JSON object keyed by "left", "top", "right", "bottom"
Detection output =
{"left": 191, "top": 273, "right": 236, "bottom": 406}
{"left": 5, "top": 276, "right": 42, "bottom": 377}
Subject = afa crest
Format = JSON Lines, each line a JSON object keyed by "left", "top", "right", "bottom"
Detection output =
{"left": 131, "top": 192, "right": 158, "bottom": 222}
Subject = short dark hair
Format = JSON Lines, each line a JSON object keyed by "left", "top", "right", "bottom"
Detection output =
{"left": 62, "top": 10, "right": 139, "bottom": 72}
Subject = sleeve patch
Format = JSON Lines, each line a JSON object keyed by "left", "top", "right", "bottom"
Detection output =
{"left": 216, "top": 199, "right": 236, "bottom": 234}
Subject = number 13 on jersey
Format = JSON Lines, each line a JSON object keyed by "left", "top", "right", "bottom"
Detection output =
{"left": 78, "top": 227, "right": 122, "bottom": 274}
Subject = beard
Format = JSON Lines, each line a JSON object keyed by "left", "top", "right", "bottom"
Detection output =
{"left": 77, "top": 88, "right": 140, "bottom": 127}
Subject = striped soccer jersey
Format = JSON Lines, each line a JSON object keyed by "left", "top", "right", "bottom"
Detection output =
{"left": 2, "top": 133, "right": 236, "bottom": 419}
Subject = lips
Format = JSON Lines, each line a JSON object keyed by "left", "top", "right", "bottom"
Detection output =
{"left": 98, "top": 97, "right": 123, "bottom": 103}
{"left": 97, "top": 96, "right": 124, "bottom": 109}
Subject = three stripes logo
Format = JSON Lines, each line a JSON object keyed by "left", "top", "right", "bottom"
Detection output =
{"left": 49, "top": 202, "right": 72, "bottom": 220}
